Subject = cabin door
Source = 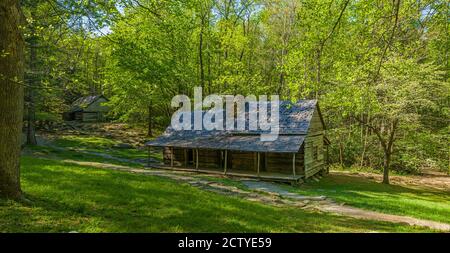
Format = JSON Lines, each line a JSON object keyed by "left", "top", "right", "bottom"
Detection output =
{"left": 220, "top": 151, "right": 232, "bottom": 169}
{"left": 187, "top": 149, "right": 194, "bottom": 166}
{"left": 260, "top": 153, "right": 267, "bottom": 172}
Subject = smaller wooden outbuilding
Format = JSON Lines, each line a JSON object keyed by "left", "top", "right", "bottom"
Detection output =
{"left": 63, "top": 95, "right": 109, "bottom": 122}
{"left": 146, "top": 100, "right": 330, "bottom": 184}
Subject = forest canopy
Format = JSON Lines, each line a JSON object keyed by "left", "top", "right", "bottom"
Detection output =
{"left": 21, "top": 0, "right": 449, "bottom": 175}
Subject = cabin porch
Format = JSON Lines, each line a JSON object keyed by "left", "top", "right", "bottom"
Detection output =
{"left": 148, "top": 163, "right": 304, "bottom": 184}
{"left": 149, "top": 146, "right": 305, "bottom": 184}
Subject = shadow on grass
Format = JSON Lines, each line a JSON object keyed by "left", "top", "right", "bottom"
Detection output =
{"left": 39, "top": 134, "right": 158, "bottom": 161}
{"left": 0, "top": 157, "right": 435, "bottom": 232}
{"left": 26, "top": 143, "right": 161, "bottom": 169}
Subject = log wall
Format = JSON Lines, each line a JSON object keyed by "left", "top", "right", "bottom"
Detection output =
{"left": 266, "top": 149, "right": 304, "bottom": 174}
{"left": 163, "top": 147, "right": 186, "bottom": 167}
{"left": 197, "top": 149, "right": 221, "bottom": 168}
{"left": 161, "top": 105, "right": 327, "bottom": 178}
{"left": 163, "top": 147, "right": 307, "bottom": 175}
{"left": 304, "top": 109, "right": 325, "bottom": 178}
{"left": 229, "top": 151, "right": 256, "bottom": 171}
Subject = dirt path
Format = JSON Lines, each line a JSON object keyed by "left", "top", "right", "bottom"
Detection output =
{"left": 56, "top": 158, "right": 450, "bottom": 232}
{"left": 316, "top": 202, "right": 450, "bottom": 231}
{"left": 241, "top": 180, "right": 450, "bottom": 231}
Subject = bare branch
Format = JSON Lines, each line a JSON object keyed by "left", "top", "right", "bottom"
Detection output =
{"left": 373, "top": 0, "right": 401, "bottom": 82}
{"left": 319, "top": 0, "right": 351, "bottom": 50}
{"left": 351, "top": 115, "right": 388, "bottom": 151}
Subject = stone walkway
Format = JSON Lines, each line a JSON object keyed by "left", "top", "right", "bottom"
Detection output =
{"left": 241, "top": 180, "right": 450, "bottom": 231}
{"left": 241, "top": 180, "right": 327, "bottom": 200}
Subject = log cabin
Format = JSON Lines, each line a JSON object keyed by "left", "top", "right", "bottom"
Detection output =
{"left": 63, "top": 95, "right": 109, "bottom": 122}
{"left": 145, "top": 100, "right": 330, "bottom": 183}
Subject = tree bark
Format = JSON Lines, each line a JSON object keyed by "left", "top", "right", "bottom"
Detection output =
{"left": 198, "top": 15, "right": 205, "bottom": 90}
{"left": 382, "top": 119, "right": 398, "bottom": 184}
{"left": 207, "top": 46, "right": 212, "bottom": 94}
{"left": 147, "top": 102, "right": 153, "bottom": 137}
{"left": 339, "top": 134, "right": 344, "bottom": 166}
{"left": 382, "top": 152, "right": 391, "bottom": 184}
{"left": 360, "top": 113, "right": 369, "bottom": 167}
{"left": 315, "top": 0, "right": 350, "bottom": 98}
{"left": 0, "top": 0, "right": 25, "bottom": 199}
{"left": 352, "top": 115, "right": 398, "bottom": 185}
{"left": 26, "top": 19, "right": 37, "bottom": 145}
{"left": 26, "top": 88, "right": 37, "bottom": 145}
{"left": 374, "top": 0, "right": 401, "bottom": 82}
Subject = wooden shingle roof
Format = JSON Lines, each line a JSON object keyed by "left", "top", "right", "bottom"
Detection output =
{"left": 146, "top": 100, "right": 322, "bottom": 153}
{"left": 69, "top": 95, "right": 108, "bottom": 112}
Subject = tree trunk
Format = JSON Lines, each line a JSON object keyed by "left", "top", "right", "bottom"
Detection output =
{"left": 147, "top": 102, "right": 153, "bottom": 137}
{"left": 316, "top": 49, "right": 321, "bottom": 99}
{"left": 360, "top": 114, "right": 369, "bottom": 167}
{"left": 198, "top": 16, "right": 205, "bottom": 90}
{"left": 26, "top": 88, "right": 37, "bottom": 145}
{"left": 339, "top": 137, "right": 344, "bottom": 166}
{"left": 0, "top": 0, "right": 25, "bottom": 199}
{"left": 382, "top": 119, "right": 398, "bottom": 184}
{"left": 207, "top": 47, "right": 212, "bottom": 94}
{"left": 382, "top": 152, "right": 391, "bottom": 184}
{"left": 26, "top": 22, "right": 37, "bottom": 145}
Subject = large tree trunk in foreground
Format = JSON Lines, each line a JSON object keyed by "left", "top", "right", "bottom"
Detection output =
{"left": 0, "top": 0, "right": 25, "bottom": 199}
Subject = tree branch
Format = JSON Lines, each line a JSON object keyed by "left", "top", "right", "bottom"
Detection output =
{"left": 373, "top": 0, "right": 401, "bottom": 81}
{"left": 319, "top": 0, "right": 351, "bottom": 51}
{"left": 351, "top": 115, "right": 387, "bottom": 151}
{"left": 132, "top": 0, "right": 163, "bottom": 20}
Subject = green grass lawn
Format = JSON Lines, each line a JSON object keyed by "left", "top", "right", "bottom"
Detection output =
{"left": 0, "top": 156, "right": 436, "bottom": 232}
{"left": 281, "top": 173, "right": 450, "bottom": 224}
{"left": 27, "top": 135, "right": 161, "bottom": 168}
{"left": 53, "top": 135, "right": 151, "bottom": 160}
{"left": 10, "top": 134, "right": 447, "bottom": 232}
{"left": 27, "top": 144, "right": 143, "bottom": 168}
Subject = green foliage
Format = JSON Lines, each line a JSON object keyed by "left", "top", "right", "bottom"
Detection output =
{"left": 25, "top": 0, "right": 449, "bottom": 174}
{"left": 35, "top": 112, "right": 62, "bottom": 123}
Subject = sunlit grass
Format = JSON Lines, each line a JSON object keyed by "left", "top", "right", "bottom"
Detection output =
{"left": 53, "top": 135, "right": 150, "bottom": 160}
{"left": 27, "top": 135, "right": 162, "bottom": 167}
{"left": 282, "top": 172, "right": 450, "bottom": 224}
{"left": 0, "top": 156, "right": 435, "bottom": 232}
{"left": 13, "top": 134, "right": 447, "bottom": 231}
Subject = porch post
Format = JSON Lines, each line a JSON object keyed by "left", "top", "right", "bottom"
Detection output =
{"left": 224, "top": 150, "right": 228, "bottom": 174}
{"left": 147, "top": 146, "right": 151, "bottom": 167}
{"left": 257, "top": 152, "right": 260, "bottom": 177}
{"left": 196, "top": 148, "right": 199, "bottom": 170}
{"left": 170, "top": 147, "right": 174, "bottom": 167}
{"left": 292, "top": 153, "right": 296, "bottom": 177}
